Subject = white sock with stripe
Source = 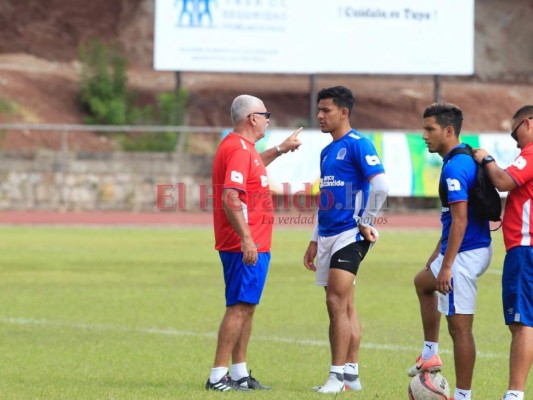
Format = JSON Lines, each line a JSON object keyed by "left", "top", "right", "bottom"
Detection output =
{"left": 344, "top": 362, "right": 358, "bottom": 376}
{"left": 454, "top": 388, "right": 471, "bottom": 400}
{"left": 209, "top": 367, "right": 228, "bottom": 384}
{"left": 230, "top": 362, "right": 248, "bottom": 381}
{"left": 504, "top": 390, "right": 524, "bottom": 400}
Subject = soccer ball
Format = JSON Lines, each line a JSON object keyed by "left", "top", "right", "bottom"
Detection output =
{"left": 408, "top": 372, "right": 450, "bottom": 400}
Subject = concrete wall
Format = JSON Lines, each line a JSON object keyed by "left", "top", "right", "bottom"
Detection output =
{"left": 0, "top": 151, "right": 212, "bottom": 211}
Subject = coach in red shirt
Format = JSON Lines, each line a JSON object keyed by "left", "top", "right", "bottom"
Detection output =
{"left": 474, "top": 105, "right": 533, "bottom": 400}
{"left": 206, "top": 94, "right": 302, "bottom": 392}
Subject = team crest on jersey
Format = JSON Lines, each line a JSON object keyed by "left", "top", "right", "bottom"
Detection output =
{"left": 365, "top": 155, "right": 381, "bottom": 166}
{"left": 336, "top": 148, "right": 347, "bottom": 160}
{"left": 230, "top": 170, "right": 244, "bottom": 184}
{"left": 254, "top": 158, "right": 260, "bottom": 167}
{"left": 446, "top": 178, "right": 461, "bottom": 191}
{"left": 513, "top": 156, "right": 527, "bottom": 170}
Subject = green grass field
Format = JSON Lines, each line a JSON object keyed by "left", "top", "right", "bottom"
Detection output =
{"left": 0, "top": 226, "right": 526, "bottom": 399}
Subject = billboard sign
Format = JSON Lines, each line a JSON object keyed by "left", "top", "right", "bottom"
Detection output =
{"left": 154, "top": 0, "right": 474, "bottom": 74}
{"left": 260, "top": 130, "right": 516, "bottom": 197}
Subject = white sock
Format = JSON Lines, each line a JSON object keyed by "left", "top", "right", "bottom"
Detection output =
{"left": 504, "top": 390, "right": 524, "bottom": 400}
{"left": 230, "top": 362, "right": 248, "bottom": 381}
{"left": 454, "top": 388, "right": 471, "bottom": 400}
{"left": 209, "top": 367, "right": 228, "bottom": 384}
{"left": 421, "top": 341, "right": 438, "bottom": 359}
{"left": 330, "top": 365, "right": 344, "bottom": 375}
{"left": 344, "top": 363, "right": 358, "bottom": 376}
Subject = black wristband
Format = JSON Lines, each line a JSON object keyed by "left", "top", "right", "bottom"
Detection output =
{"left": 481, "top": 155, "right": 495, "bottom": 167}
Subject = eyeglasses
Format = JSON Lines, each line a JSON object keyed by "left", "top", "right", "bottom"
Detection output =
{"left": 511, "top": 116, "right": 532, "bottom": 141}
{"left": 247, "top": 112, "right": 271, "bottom": 119}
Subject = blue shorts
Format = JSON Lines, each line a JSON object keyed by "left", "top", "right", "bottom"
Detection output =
{"left": 502, "top": 246, "right": 533, "bottom": 327}
{"left": 219, "top": 251, "right": 271, "bottom": 306}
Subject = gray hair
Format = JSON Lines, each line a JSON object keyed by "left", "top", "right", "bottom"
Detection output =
{"left": 230, "top": 94, "right": 263, "bottom": 126}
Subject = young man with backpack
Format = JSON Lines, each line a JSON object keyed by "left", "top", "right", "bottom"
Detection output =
{"left": 407, "top": 103, "right": 492, "bottom": 400}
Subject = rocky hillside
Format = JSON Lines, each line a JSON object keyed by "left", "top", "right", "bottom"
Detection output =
{"left": 0, "top": 0, "right": 531, "bottom": 151}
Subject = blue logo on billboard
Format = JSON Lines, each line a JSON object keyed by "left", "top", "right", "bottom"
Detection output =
{"left": 175, "top": 0, "right": 218, "bottom": 27}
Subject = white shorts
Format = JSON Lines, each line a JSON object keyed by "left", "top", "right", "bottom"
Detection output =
{"left": 430, "top": 246, "right": 492, "bottom": 316}
{"left": 316, "top": 228, "right": 358, "bottom": 287}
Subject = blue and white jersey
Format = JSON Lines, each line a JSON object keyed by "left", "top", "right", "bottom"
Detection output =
{"left": 318, "top": 130, "right": 385, "bottom": 237}
{"left": 440, "top": 144, "right": 491, "bottom": 254}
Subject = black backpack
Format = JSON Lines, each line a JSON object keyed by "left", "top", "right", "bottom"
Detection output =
{"left": 438, "top": 144, "right": 502, "bottom": 224}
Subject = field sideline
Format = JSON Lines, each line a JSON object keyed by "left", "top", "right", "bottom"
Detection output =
{"left": 0, "top": 224, "right": 525, "bottom": 399}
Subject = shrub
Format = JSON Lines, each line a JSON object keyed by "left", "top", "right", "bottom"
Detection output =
{"left": 121, "top": 89, "right": 189, "bottom": 152}
{"left": 79, "top": 39, "right": 129, "bottom": 125}
{"left": 78, "top": 40, "right": 189, "bottom": 152}
{"left": 0, "top": 97, "right": 19, "bottom": 115}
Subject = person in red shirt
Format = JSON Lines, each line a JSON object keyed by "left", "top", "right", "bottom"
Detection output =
{"left": 474, "top": 105, "right": 533, "bottom": 400}
{"left": 206, "top": 94, "right": 302, "bottom": 391}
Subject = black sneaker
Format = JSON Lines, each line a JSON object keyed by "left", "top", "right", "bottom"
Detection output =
{"left": 205, "top": 374, "right": 250, "bottom": 392}
{"left": 235, "top": 370, "right": 271, "bottom": 390}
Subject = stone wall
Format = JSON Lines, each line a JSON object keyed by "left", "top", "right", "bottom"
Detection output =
{"left": 0, "top": 150, "right": 446, "bottom": 213}
{"left": 0, "top": 151, "right": 212, "bottom": 211}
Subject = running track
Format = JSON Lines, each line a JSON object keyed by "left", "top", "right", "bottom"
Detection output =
{"left": 0, "top": 210, "right": 440, "bottom": 229}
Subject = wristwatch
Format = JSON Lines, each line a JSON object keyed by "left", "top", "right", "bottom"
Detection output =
{"left": 481, "top": 155, "right": 495, "bottom": 167}
{"left": 275, "top": 145, "right": 283, "bottom": 157}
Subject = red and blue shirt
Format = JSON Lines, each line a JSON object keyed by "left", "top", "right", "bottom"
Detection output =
{"left": 212, "top": 133, "right": 273, "bottom": 252}
{"left": 503, "top": 142, "right": 533, "bottom": 251}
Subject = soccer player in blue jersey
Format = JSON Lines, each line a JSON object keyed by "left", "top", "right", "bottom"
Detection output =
{"left": 303, "top": 86, "right": 389, "bottom": 393}
{"left": 407, "top": 103, "right": 492, "bottom": 400}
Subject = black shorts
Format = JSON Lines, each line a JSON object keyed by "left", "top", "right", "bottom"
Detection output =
{"left": 329, "top": 240, "right": 371, "bottom": 276}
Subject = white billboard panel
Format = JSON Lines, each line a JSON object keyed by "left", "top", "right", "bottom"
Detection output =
{"left": 154, "top": 0, "right": 474, "bottom": 75}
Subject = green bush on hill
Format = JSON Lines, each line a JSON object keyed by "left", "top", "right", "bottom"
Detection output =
{"left": 79, "top": 39, "right": 188, "bottom": 152}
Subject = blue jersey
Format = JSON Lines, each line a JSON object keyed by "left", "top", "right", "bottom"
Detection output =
{"left": 440, "top": 144, "right": 491, "bottom": 254}
{"left": 318, "top": 130, "right": 385, "bottom": 237}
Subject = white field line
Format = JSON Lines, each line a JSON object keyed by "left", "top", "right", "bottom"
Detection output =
{"left": 0, "top": 317, "right": 505, "bottom": 359}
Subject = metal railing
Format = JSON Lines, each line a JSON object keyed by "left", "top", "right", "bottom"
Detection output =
{"left": 0, "top": 123, "right": 228, "bottom": 155}
{"left": 0, "top": 124, "right": 225, "bottom": 210}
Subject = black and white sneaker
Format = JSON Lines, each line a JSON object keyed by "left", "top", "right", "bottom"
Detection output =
{"left": 313, "top": 372, "right": 345, "bottom": 393}
{"left": 235, "top": 371, "right": 271, "bottom": 390}
{"left": 205, "top": 374, "right": 250, "bottom": 392}
{"left": 344, "top": 372, "right": 362, "bottom": 391}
